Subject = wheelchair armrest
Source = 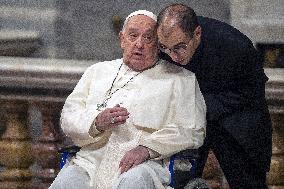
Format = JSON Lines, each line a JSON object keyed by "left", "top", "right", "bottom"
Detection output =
{"left": 58, "top": 145, "right": 81, "bottom": 154}
{"left": 58, "top": 145, "right": 81, "bottom": 169}
{"left": 169, "top": 149, "right": 200, "bottom": 188}
{"left": 174, "top": 149, "right": 199, "bottom": 159}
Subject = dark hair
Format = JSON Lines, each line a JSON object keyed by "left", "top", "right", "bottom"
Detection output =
{"left": 157, "top": 3, "right": 199, "bottom": 38}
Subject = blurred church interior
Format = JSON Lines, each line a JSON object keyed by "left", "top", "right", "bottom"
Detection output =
{"left": 0, "top": 0, "right": 283, "bottom": 188}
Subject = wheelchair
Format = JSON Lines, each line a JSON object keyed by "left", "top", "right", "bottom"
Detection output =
{"left": 59, "top": 146, "right": 210, "bottom": 189}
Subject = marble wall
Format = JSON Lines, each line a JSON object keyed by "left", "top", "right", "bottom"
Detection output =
{"left": 1, "top": 0, "right": 283, "bottom": 60}
{"left": 0, "top": 0, "right": 230, "bottom": 60}
{"left": 230, "top": 0, "right": 284, "bottom": 44}
{"left": 55, "top": 0, "right": 230, "bottom": 60}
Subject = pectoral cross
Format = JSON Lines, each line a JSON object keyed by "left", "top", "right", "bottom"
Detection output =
{"left": 95, "top": 62, "right": 144, "bottom": 111}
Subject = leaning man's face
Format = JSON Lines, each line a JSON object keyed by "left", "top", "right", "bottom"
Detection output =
{"left": 157, "top": 26, "right": 196, "bottom": 65}
{"left": 120, "top": 15, "right": 158, "bottom": 71}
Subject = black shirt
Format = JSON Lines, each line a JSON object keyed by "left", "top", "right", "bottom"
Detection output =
{"left": 160, "top": 16, "right": 272, "bottom": 171}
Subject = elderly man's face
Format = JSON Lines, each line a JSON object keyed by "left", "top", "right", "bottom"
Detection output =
{"left": 120, "top": 15, "right": 158, "bottom": 71}
{"left": 157, "top": 24, "right": 201, "bottom": 65}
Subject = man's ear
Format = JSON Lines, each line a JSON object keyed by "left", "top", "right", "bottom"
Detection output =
{"left": 119, "top": 32, "right": 125, "bottom": 49}
{"left": 194, "top": 26, "right": 202, "bottom": 40}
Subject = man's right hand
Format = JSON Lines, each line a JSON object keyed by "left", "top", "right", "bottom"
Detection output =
{"left": 95, "top": 104, "right": 129, "bottom": 132}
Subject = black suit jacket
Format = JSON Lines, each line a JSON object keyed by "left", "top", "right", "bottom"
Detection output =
{"left": 161, "top": 16, "right": 272, "bottom": 172}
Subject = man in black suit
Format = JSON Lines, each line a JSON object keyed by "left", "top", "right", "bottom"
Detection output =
{"left": 157, "top": 3, "right": 272, "bottom": 189}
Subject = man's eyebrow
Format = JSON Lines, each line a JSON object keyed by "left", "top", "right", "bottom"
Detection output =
{"left": 173, "top": 42, "right": 187, "bottom": 47}
{"left": 158, "top": 42, "right": 186, "bottom": 48}
{"left": 127, "top": 28, "right": 139, "bottom": 32}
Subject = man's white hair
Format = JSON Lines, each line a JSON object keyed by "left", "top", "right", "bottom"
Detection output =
{"left": 121, "top": 10, "right": 157, "bottom": 31}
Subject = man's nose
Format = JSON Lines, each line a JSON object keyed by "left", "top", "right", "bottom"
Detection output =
{"left": 135, "top": 37, "right": 145, "bottom": 48}
{"left": 166, "top": 50, "right": 179, "bottom": 62}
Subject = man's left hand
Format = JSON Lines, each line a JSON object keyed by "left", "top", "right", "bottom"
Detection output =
{"left": 119, "top": 145, "right": 150, "bottom": 174}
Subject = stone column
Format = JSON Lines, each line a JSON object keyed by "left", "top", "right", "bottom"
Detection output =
{"left": 265, "top": 70, "right": 284, "bottom": 189}
{"left": 31, "top": 101, "right": 63, "bottom": 189}
{"left": 267, "top": 113, "right": 284, "bottom": 189}
{"left": 0, "top": 100, "right": 33, "bottom": 189}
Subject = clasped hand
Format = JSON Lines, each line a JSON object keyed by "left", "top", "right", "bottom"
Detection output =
{"left": 95, "top": 105, "right": 149, "bottom": 174}
{"left": 95, "top": 104, "right": 129, "bottom": 132}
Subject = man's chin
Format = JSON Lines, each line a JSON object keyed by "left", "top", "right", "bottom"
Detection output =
{"left": 132, "top": 56, "right": 144, "bottom": 61}
{"left": 179, "top": 61, "right": 188, "bottom": 65}
{"left": 174, "top": 59, "right": 188, "bottom": 65}
{"left": 126, "top": 60, "right": 143, "bottom": 70}
{"left": 131, "top": 58, "right": 145, "bottom": 65}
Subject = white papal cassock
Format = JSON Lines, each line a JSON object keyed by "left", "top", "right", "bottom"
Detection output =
{"left": 60, "top": 58, "right": 206, "bottom": 189}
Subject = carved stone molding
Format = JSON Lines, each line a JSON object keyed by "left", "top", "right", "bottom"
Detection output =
{"left": 0, "top": 100, "right": 33, "bottom": 189}
{"left": 0, "top": 30, "right": 41, "bottom": 57}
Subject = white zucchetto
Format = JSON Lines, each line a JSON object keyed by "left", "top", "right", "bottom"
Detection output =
{"left": 125, "top": 10, "right": 157, "bottom": 23}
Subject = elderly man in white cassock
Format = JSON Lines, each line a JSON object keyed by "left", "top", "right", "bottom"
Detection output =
{"left": 49, "top": 10, "right": 206, "bottom": 189}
